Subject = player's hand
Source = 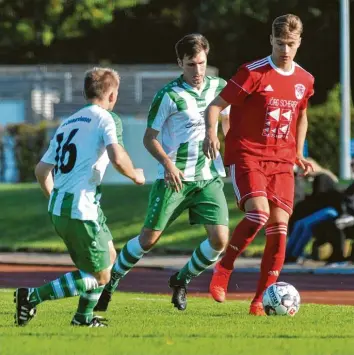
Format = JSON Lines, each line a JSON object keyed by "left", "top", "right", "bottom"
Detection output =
{"left": 203, "top": 133, "right": 220, "bottom": 160}
{"left": 295, "top": 155, "right": 314, "bottom": 176}
{"left": 133, "top": 168, "right": 145, "bottom": 185}
{"left": 164, "top": 163, "right": 184, "bottom": 192}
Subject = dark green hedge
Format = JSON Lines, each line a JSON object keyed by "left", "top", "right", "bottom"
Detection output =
{"left": 5, "top": 121, "right": 58, "bottom": 182}
{"left": 307, "top": 85, "right": 354, "bottom": 175}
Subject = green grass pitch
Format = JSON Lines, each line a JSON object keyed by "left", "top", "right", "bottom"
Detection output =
{"left": 0, "top": 183, "right": 267, "bottom": 256}
{"left": 1, "top": 290, "right": 354, "bottom": 355}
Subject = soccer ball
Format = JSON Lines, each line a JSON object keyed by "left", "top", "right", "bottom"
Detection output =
{"left": 262, "top": 282, "right": 300, "bottom": 316}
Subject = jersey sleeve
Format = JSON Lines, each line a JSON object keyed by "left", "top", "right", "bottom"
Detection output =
{"left": 41, "top": 137, "right": 57, "bottom": 165}
{"left": 214, "top": 77, "right": 230, "bottom": 116}
{"left": 147, "top": 92, "right": 172, "bottom": 131}
{"left": 109, "top": 112, "right": 124, "bottom": 146}
{"left": 100, "top": 112, "right": 121, "bottom": 147}
{"left": 299, "top": 77, "right": 315, "bottom": 111}
{"left": 220, "top": 66, "right": 257, "bottom": 106}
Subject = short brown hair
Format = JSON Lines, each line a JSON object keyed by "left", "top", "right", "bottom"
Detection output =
{"left": 272, "top": 14, "right": 303, "bottom": 38}
{"left": 175, "top": 33, "right": 210, "bottom": 61}
{"left": 84, "top": 67, "right": 120, "bottom": 100}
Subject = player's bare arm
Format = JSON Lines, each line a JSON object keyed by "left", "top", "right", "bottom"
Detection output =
{"left": 203, "top": 95, "right": 229, "bottom": 160}
{"left": 143, "top": 127, "right": 184, "bottom": 192}
{"left": 295, "top": 108, "right": 314, "bottom": 176}
{"left": 35, "top": 161, "right": 54, "bottom": 198}
{"left": 107, "top": 143, "right": 145, "bottom": 185}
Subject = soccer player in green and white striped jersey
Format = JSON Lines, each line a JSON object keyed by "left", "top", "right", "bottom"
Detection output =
{"left": 96, "top": 34, "right": 230, "bottom": 312}
{"left": 14, "top": 67, "right": 145, "bottom": 327}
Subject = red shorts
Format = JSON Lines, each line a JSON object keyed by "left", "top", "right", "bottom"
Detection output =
{"left": 229, "top": 160, "right": 294, "bottom": 215}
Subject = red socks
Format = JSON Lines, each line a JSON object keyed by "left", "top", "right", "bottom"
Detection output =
{"left": 220, "top": 210, "right": 269, "bottom": 270}
{"left": 252, "top": 223, "right": 287, "bottom": 303}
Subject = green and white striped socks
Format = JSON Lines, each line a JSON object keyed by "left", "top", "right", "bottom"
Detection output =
{"left": 28, "top": 270, "right": 106, "bottom": 324}
{"left": 104, "top": 236, "right": 147, "bottom": 294}
{"left": 29, "top": 270, "right": 99, "bottom": 305}
{"left": 177, "top": 239, "right": 222, "bottom": 284}
{"left": 74, "top": 287, "right": 105, "bottom": 323}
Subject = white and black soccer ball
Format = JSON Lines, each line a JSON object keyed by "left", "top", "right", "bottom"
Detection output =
{"left": 262, "top": 282, "right": 300, "bottom": 316}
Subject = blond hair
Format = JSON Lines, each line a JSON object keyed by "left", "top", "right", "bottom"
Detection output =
{"left": 272, "top": 14, "right": 303, "bottom": 38}
{"left": 84, "top": 67, "right": 120, "bottom": 100}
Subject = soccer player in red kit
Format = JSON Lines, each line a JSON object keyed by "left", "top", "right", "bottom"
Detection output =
{"left": 203, "top": 14, "right": 314, "bottom": 315}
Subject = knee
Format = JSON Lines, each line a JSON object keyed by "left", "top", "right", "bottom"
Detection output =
{"left": 109, "top": 246, "right": 117, "bottom": 265}
{"left": 267, "top": 207, "right": 290, "bottom": 227}
{"left": 94, "top": 269, "right": 111, "bottom": 286}
{"left": 211, "top": 238, "right": 228, "bottom": 251}
{"left": 244, "top": 197, "right": 270, "bottom": 217}
{"left": 139, "top": 229, "right": 162, "bottom": 250}
{"left": 209, "top": 227, "right": 229, "bottom": 251}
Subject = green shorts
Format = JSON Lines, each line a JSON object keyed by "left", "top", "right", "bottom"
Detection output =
{"left": 49, "top": 208, "right": 113, "bottom": 273}
{"left": 144, "top": 176, "right": 229, "bottom": 231}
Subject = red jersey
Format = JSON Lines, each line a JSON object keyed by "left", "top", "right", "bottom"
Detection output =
{"left": 221, "top": 56, "right": 314, "bottom": 165}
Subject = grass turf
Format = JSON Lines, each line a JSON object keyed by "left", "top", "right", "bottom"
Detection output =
{"left": 1, "top": 290, "right": 354, "bottom": 355}
{"left": 0, "top": 182, "right": 267, "bottom": 256}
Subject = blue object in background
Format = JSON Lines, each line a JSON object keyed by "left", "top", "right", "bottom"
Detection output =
{"left": 286, "top": 207, "right": 339, "bottom": 259}
{"left": 351, "top": 139, "right": 354, "bottom": 157}
{"left": 0, "top": 100, "right": 25, "bottom": 182}
{"left": 303, "top": 140, "right": 309, "bottom": 158}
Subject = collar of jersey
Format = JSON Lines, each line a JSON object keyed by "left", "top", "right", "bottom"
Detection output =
{"left": 267, "top": 55, "right": 295, "bottom": 76}
{"left": 84, "top": 103, "right": 111, "bottom": 113}
{"left": 177, "top": 75, "right": 210, "bottom": 98}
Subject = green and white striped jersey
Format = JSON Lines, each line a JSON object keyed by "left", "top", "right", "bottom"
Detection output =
{"left": 41, "top": 104, "right": 123, "bottom": 221}
{"left": 148, "top": 75, "right": 229, "bottom": 181}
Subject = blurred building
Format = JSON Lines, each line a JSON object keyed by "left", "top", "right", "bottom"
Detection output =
{"left": 0, "top": 64, "right": 218, "bottom": 183}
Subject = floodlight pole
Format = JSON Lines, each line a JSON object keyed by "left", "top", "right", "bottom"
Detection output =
{"left": 340, "top": 0, "right": 351, "bottom": 179}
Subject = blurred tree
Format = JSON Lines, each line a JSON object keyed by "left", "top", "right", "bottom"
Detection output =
{"left": 0, "top": 0, "right": 352, "bottom": 105}
{"left": 0, "top": 0, "right": 148, "bottom": 47}
{"left": 194, "top": 0, "right": 341, "bottom": 103}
